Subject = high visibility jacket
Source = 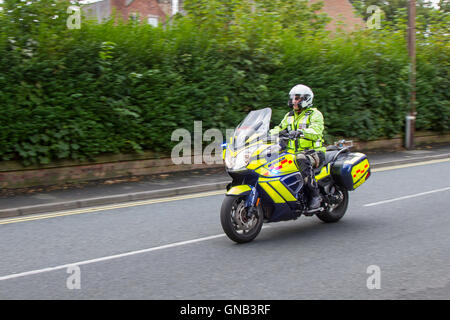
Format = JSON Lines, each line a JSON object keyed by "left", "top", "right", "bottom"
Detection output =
{"left": 269, "top": 107, "right": 326, "bottom": 154}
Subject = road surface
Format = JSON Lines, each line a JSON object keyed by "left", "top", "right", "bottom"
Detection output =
{"left": 0, "top": 159, "right": 449, "bottom": 299}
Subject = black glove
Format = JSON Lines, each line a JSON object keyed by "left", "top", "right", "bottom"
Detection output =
{"left": 278, "top": 129, "right": 289, "bottom": 138}
{"left": 289, "top": 130, "right": 303, "bottom": 139}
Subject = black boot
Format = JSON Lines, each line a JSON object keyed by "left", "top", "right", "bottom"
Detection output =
{"left": 308, "top": 181, "right": 322, "bottom": 209}
{"left": 296, "top": 152, "right": 322, "bottom": 209}
{"left": 305, "top": 166, "right": 321, "bottom": 209}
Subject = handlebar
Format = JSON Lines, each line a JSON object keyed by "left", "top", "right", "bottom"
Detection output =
{"left": 271, "top": 129, "right": 304, "bottom": 151}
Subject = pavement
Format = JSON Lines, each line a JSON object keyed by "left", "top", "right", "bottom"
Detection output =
{"left": 0, "top": 143, "right": 449, "bottom": 219}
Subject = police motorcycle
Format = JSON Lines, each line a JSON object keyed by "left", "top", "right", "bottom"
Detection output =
{"left": 220, "top": 108, "right": 371, "bottom": 243}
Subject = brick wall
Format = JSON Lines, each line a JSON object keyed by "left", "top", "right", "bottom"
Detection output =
{"left": 157, "top": 0, "right": 172, "bottom": 16}
{"left": 111, "top": 0, "right": 167, "bottom": 22}
{"left": 311, "top": 0, "right": 365, "bottom": 32}
{"left": 163, "top": 0, "right": 364, "bottom": 32}
{"left": 156, "top": 0, "right": 185, "bottom": 16}
{"left": 83, "top": 0, "right": 363, "bottom": 31}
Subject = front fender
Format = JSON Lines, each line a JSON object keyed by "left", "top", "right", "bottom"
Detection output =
{"left": 226, "top": 185, "right": 252, "bottom": 196}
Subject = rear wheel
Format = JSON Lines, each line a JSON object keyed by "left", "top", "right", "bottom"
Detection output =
{"left": 220, "top": 195, "right": 263, "bottom": 243}
{"left": 316, "top": 185, "right": 349, "bottom": 223}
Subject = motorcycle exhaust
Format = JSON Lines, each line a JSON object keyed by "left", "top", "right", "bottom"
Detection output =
{"left": 303, "top": 207, "right": 325, "bottom": 216}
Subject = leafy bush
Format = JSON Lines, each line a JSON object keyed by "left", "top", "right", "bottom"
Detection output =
{"left": 0, "top": 0, "right": 448, "bottom": 165}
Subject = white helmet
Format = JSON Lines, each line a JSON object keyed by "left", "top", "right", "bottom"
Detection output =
{"left": 288, "top": 84, "right": 314, "bottom": 109}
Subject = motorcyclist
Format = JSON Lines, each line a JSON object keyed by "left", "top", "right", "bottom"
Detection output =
{"left": 269, "top": 84, "right": 326, "bottom": 209}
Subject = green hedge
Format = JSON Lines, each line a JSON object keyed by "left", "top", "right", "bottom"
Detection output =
{"left": 0, "top": 0, "right": 448, "bottom": 165}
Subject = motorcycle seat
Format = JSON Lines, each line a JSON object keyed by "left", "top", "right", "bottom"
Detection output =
{"left": 324, "top": 150, "right": 340, "bottom": 165}
{"left": 314, "top": 150, "right": 340, "bottom": 175}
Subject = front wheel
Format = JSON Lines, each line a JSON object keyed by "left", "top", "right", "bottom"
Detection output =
{"left": 220, "top": 195, "right": 263, "bottom": 243}
{"left": 316, "top": 186, "right": 349, "bottom": 223}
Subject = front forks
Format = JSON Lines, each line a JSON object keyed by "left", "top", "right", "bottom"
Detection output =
{"left": 245, "top": 185, "right": 259, "bottom": 219}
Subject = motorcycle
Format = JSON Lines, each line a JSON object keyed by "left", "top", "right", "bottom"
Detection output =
{"left": 220, "top": 108, "right": 371, "bottom": 243}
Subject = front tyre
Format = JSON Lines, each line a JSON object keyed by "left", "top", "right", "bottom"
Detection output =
{"left": 220, "top": 195, "right": 263, "bottom": 243}
{"left": 316, "top": 186, "right": 349, "bottom": 223}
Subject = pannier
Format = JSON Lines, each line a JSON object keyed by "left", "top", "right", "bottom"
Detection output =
{"left": 331, "top": 152, "right": 371, "bottom": 191}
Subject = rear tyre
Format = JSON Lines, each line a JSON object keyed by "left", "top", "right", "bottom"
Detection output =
{"left": 220, "top": 195, "right": 263, "bottom": 243}
{"left": 316, "top": 186, "right": 349, "bottom": 223}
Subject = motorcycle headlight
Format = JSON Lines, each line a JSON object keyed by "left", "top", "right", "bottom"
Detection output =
{"left": 233, "top": 150, "right": 251, "bottom": 170}
{"left": 225, "top": 151, "right": 235, "bottom": 168}
{"left": 226, "top": 146, "right": 258, "bottom": 170}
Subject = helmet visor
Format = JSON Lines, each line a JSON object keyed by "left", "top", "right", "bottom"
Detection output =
{"left": 289, "top": 93, "right": 309, "bottom": 101}
{"left": 288, "top": 94, "right": 310, "bottom": 106}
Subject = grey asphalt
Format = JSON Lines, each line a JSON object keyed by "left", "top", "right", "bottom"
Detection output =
{"left": 1, "top": 144, "right": 449, "bottom": 218}
{"left": 0, "top": 159, "right": 449, "bottom": 299}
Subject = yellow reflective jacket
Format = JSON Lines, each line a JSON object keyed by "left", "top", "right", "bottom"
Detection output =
{"left": 269, "top": 107, "right": 326, "bottom": 153}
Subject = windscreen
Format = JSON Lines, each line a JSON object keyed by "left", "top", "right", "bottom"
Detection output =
{"left": 229, "top": 108, "right": 272, "bottom": 151}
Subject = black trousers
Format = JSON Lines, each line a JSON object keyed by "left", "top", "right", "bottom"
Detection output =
{"left": 295, "top": 150, "right": 325, "bottom": 194}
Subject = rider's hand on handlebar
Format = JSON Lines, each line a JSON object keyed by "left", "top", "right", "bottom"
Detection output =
{"left": 278, "top": 129, "right": 289, "bottom": 138}
{"left": 289, "top": 129, "right": 303, "bottom": 140}
{"left": 269, "top": 129, "right": 288, "bottom": 141}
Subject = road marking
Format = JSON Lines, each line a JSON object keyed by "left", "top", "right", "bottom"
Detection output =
{"left": 371, "top": 153, "right": 450, "bottom": 166}
{"left": 0, "top": 225, "right": 271, "bottom": 281}
{"left": 0, "top": 158, "right": 448, "bottom": 225}
{"left": 0, "top": 190, "right": 225, "bottom": 225}
{"left": 364, "top": 186, "right": 450, "bottom": 207}
{"left": 370, "top": 158, "right": 450, "bottom": 172}
{"left": 0, "top": 233, "right": 224, "bottom": 281}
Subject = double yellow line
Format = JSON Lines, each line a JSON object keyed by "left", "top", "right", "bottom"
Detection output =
{"left": 370, "top": 158, "right": 449, "bottom": 172}
{"left": 1, "top": 158, "right": 448, "bottom": 225}
{"left": 0, "top": 190, "right": 225, "bottom": 225}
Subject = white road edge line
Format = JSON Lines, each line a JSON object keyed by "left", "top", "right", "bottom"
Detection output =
{"left": 371, "top": 153, "right": 450, "bottom": 166}
{"left": 364, "top": 186, "right": 450, "bottom": 207}
{"left": 0, "top": 234, "right": 226, "bottom": 281}
{"left": 0, "top": 225, "right": 271, "bottom": 281}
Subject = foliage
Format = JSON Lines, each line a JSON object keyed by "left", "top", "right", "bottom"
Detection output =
{"left": 350, "top": 0, "right": 449, "bottom": 34}
{"left": 0, "top": 0, "right": 448, "bottom": 165}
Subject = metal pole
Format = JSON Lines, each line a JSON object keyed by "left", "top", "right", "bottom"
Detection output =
{"left": 406, "top": 0, "right": 416, "bottom": 149}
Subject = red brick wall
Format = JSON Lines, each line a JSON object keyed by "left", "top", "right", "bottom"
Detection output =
{"left": 311, "top": 0, "right": 365, "bottom": 32}
{"left": 157, "top": 0, "right": 172, "bottom": 16}
{"left": 111, "top": 0, "right": 167, "bottom": 23}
